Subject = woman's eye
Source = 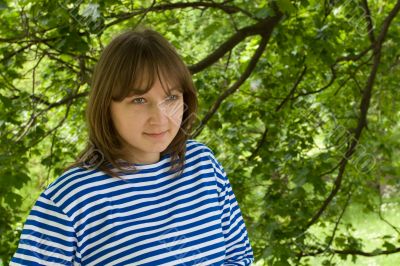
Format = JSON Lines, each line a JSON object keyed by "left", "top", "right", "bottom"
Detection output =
{"left": 167, "top": 95, "right": 179, "bottom": 101}
{"left": 132, "top": 97, "right": 146, "bottom": 104}
{"left": 131, "top": 95, "right": 179, "bottom": 104}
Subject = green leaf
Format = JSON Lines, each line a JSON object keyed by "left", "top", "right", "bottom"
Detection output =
{"left": 383, "top": 241, "right": 396, "bottom": 251}
{"left": 203, "top": 22, "right": 221, "bottom": 37}
{"left": 0, "top": 0, "right": 7, "bottom": 10}
{"left": 371, "top": 248, "right": 382, "bottom": 255}
{"left": 255, "top": 6, "right": 275, "bottom": 19}
{"left": 0, "top": 94, "right": 12, "bottom": 109}
{"left": 4, "top": 192, "right": 23, "bottom": 208}
{"left": 276, "top": 0, "right": 297, "bottom": 14}
{"left": 275, "top": 259, "right": 291, "bottom": 266}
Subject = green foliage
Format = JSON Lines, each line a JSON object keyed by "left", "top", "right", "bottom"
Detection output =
{"left": 1, "top": 0, "right": 400, "bottom": 265}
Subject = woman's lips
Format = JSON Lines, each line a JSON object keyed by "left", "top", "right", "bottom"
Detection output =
{"left": 144, "top": 130, "right": 168, "bottom": 139}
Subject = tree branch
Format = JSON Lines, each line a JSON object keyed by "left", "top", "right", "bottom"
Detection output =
{"left": 248, "top": 127, "right": 269, "bottom": 161}
{"left": 0, "top": 43, "right": 34, "bottom": 64}
{"left": 292, "top": 46, "right": 373, "bottom": 99}
{"left": 335, "top": 45, "right": 372, "bottom": 64}
{"left": 14, "top": 91, "right": 88, "bottom": 142}
{"left": 304, "top": 0, "right": 400, "bottom": 230}
{"left": 43, "top": 92, "right": 88, "bottom": 111}
{"left": 302, "top": 246, "right": 400, "bottom": 257}
{"left": 275, "top": 65, "right": 307, "bottom": 112}
{"left": 105, "top": 1, "right": 259, "bottom": 29}
{"left": 324, "top": 185, "right": 353, "bottom": 251}
{"left": 26, "top": 97, "right": 74, "bottom": 149}
{"left": 294, "top": 64, "right": 337, "bottom": 98}
{"left": 361, "top": 0, "right": 376, "bottom": 43}
{"left": 188, "top": 15, "right": 282, "bottom": 73}
{"left": 192, "top": 33, "right": 272, "bottom": 138}
{"left": 378, "top": 182, "right": 400, "bottom": 235}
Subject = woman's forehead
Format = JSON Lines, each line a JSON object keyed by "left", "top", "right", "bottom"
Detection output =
{"left": 127, "top": 81, "right": 182, "bottom": 96}
{"left": 133, "top": 67, "right": 177, "bottom": 87}
{"left": 113, "top": 59, "right": 185, "bottom": 101}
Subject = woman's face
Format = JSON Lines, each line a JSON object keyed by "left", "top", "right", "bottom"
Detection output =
{"left": 110, "top": 79, "right": 184, "bottom": 164}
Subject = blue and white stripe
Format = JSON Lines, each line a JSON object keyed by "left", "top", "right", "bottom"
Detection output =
{"left": 10, "top": 140, "right": 254, "bottom": 265}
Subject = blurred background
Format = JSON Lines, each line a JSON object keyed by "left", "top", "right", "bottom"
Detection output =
{"left": 1, "top": 0, "right": 399, "bottom": 265}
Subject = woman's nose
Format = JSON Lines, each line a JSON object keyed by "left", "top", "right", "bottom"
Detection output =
{"left": 149, "top": 102, "right": 169, "bottom": 125}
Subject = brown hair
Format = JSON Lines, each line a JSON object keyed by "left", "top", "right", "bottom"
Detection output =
{"left": 63, "top": 27, "right": 198, "bottom": 179}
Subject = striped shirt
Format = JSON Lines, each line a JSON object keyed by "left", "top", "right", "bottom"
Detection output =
{"left": 10, "top": 139, "right": 254, "bottom": 265}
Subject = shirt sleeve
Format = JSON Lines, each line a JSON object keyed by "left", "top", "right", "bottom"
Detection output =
{"left": 9, "top": 192, "right": 80, "bottom": 266}
{"left": 207, "top": 148, "right": 255, "bottom": 265}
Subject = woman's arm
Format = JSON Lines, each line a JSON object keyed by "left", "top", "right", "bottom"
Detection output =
{"left": 208, "top": 147, "right": 255, "bottom": 265}
{"left": 10, "top": 192, "right": 80, "bottom": 265}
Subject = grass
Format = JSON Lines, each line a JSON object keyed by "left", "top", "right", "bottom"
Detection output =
{"left": 304, "top": 199, "right": 400, "bottom": 265}
{"left": 253, "top": 198, "right": 400, "bottom": 265}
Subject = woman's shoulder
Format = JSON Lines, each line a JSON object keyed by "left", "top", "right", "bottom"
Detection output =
{"left": 185, "top": 139, "right": 220, "bottom": 163}
{"left": 185, "top": 139, "right": 226, "bottom": 191}
{"left": 186, "top": 138, "right": 214, "bottom": 154}
{"left": 41, "top": 166, "right": 103, "bottom": 201}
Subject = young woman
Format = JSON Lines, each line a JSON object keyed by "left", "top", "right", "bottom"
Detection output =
{"left": 10, "top": 27, "right": 254, "bottom": 265}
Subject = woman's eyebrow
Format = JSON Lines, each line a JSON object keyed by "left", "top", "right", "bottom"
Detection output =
{"left": 127, "top": 87, "right": 182, "bottom": 98}
{"left": 169, "top": 87, "right": 182, "bottom": 93}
